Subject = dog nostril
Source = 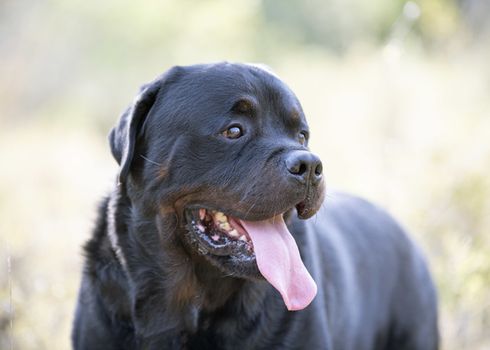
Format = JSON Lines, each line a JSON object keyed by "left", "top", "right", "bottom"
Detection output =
{"left": 298, "top": 163, "right": 307, "bottom": 175}
{"left": 314, "top": 163, "right": 323, "bottom": 176}
{"left": 288, "top": 159, "right": 307, "bottom": 175}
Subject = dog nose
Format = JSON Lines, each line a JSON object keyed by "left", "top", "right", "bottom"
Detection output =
{"left": 285, "top": 151, "right": 323, "bottom": 185}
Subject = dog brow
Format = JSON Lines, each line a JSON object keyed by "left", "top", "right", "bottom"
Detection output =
{"left": 230, "top": 96, "right": 258, "bottom": 117}
{"left": 289, "top": 109, "right": 300, "bottom": 123}
{"left": 282, "top": 107, "right": 302, "bottom": 129}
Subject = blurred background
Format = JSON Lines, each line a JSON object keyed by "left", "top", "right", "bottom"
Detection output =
{"left": 1, "top": 0, "right": 489, "bottom": 349}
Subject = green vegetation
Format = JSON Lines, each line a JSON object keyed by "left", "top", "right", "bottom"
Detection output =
{"left": 1, "top": 1, "right": 489, "bottom": 349}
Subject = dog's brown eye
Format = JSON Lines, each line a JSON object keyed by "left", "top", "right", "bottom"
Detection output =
{"left": 299, "top": 132, "right": 308, "bottom": 145}
{"left": 223, "top": 126, "right": 243, "bottom": 139}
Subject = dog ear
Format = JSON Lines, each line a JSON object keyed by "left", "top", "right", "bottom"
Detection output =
{"left": 109, "top": 76, "right": 163, "bottom": 184}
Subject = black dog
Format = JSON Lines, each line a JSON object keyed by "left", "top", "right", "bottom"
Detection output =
{"left": 72, "top": 63, "right": 438, "bottom": 349}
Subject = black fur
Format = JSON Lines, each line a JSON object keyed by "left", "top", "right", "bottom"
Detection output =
{"left": 72, "top": 63, "right": 439, "bottom": 349}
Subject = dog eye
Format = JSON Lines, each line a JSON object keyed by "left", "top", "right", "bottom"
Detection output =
{"left": 223, "top": 125, "right": 243, "bottom": 139}
{"left": 299, "top": 131, "right": 308, "bottom": 145}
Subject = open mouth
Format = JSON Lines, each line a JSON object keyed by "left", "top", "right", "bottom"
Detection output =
{"left": 185, "top": 208, "right": 254, "bottom": 257}
{"left": 183, "top": 205, "right": 317, "bottom": 311}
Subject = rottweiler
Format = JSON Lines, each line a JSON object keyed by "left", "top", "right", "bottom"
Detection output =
{"left": 72, "top": 63, "right": 439, "bottom": 349}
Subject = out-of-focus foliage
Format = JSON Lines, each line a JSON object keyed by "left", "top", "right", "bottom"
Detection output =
{"left": 1, "top": 0, "right": 489, "bottom": 349}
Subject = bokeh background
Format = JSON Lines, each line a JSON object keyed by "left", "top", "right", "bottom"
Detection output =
{"left": 1, "top": 0, "right": 489, "bottom": 349}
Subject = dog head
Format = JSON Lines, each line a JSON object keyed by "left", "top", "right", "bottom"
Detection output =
{"left": 109, "top": 63, "right": 325, "bottom": 313}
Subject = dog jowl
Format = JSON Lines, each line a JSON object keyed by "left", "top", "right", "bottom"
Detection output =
{"left": 73, "top": 63, "right": 438, "bottom": 350}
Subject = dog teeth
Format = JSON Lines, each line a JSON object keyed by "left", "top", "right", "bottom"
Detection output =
{"left": 228, "top": 229, "right": 239, "bottom": 237}
{"left": 213, "top": 211, "right": 234, "bottom": 233}
{"left": 197, "top": 210, "right": 246, "bottom": 241}
{"left": 219, "top": 222, "right": 231, "bottom": 231}
{"left": 214, "top": 211, "right": 227, "bottom": 223}
{"left": 193, "top": 208, "right": 251, "bottom": 246}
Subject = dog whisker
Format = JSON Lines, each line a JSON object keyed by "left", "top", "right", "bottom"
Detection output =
{"left": 244, "top": 201, "right": 257, "bottom": 219}
{"left": 140, "top": 154, "right": 162, "bottom": 166}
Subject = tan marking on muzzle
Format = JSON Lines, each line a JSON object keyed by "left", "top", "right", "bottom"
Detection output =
{"left": 157, "top": 166, "right": 169, "bottom": 180}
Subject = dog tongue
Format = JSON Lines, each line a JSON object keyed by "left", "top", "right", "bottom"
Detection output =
{"left": 239, "top": 215, "right": 317, "bottom": 311}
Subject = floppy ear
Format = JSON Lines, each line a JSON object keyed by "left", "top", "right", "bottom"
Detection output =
{"left": 109, "top": 77, "right": 163, "bottom": 184}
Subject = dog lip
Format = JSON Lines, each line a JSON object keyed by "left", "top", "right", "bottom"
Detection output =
{"left": 295, "top": 200, "right": 321, "bottom": 219}
{"left": 182, "top": 203, "right": 287, "bottom": 222}
{"left": 295, "top": 181, "right": 325, "bottom": 219}
{"left": 182, "top": 206, "right": 262, "bottom": 279}
{"left": 183, "top": 207, "right": 254, "bottom": 256}
{"left": 295, "top": 201, "right": 309, "bottom": 218}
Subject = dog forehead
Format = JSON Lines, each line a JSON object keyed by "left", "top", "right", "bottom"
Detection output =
{"left": 176, "top": 63, "right": 291, "bottom": 99}
{"left": 170, "top": 63, "right": 302, "bottom": 115}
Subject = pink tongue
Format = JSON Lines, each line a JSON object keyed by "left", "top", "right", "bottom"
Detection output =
{"left": 239, "top": 215, "right": 317, "bottom": 311}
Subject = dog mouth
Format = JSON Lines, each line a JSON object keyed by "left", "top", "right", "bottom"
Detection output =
{"left": 183, "top": 205, "right": 317, "bottom": 311}
{"left": 184, "top": 208, "right": 254, "bottom": 257}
